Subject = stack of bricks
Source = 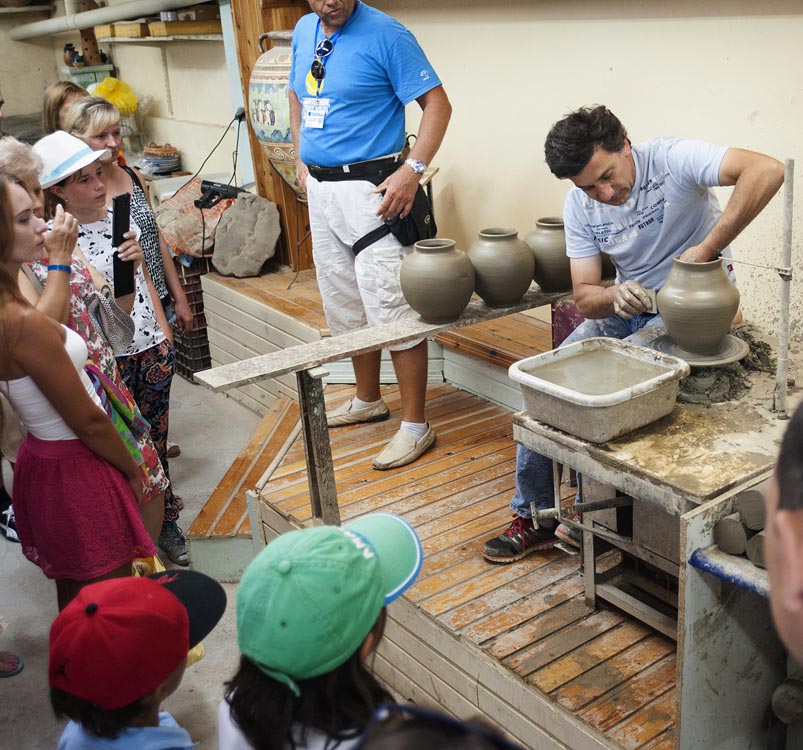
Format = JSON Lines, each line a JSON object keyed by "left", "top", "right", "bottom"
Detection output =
{"left": 172, "top": 255, "right": 213, "bottom": 380}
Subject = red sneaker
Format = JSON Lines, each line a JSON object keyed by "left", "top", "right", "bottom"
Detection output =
{"left": 482, "top": 515, "right": 557, "bottom": 563}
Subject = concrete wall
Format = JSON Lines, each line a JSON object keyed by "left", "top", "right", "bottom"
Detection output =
{"left": 0, "top": 14, "right": 58, "bottom": 116}
{"left": 373, "top": 0, "right": 803, "bottom": 342}
{"left": 109, "top": 38, "right": 241, "bottom": 177}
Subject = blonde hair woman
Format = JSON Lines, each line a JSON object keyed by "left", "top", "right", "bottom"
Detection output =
{"left": 42, "top": 81, "right": 89, "bottom": 134}
{"left": 64, "top": 96, "right": 193, "bottom": 336}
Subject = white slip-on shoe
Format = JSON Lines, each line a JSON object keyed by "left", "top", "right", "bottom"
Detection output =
{"left": 326, "top": 398, "right": 390, "bottom": 428}
{"left": 372, "top": 424, "right": 436, "bottom": 471}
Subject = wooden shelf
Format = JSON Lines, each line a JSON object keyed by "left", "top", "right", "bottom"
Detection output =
{"left": 98, "top": 34, "right": 222, "bottom": 43}
{"left": 0, "top": 4, "right": 51, "bottom": 13}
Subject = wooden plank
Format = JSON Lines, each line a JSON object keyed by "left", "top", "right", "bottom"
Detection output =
{"left": 551, "top": 636, "right": 676, "bottom": 712}
{"left": 390, "top": 597, "right": 621, "bottom": 750}
{"left": 467, "top": 553, "right": 621, "bottom": 650}
{"left": 530, "top": 619, "right": 650, "bottom": 692}
{"left": 187, "top": 396, "right": 293, "bottom": 537}
{"left": 577, "top": 655, "right": 676, "bottom": 734}
{"left": 269, "top": 411, "right": 509, "bottom": 509}
{"left": 203, "top": 273, "right": 326, "bottom": 341}
{"left": 214, "top": 399, "right": 301, "bottom": 536}
{"left": 604, "top": 691, "right": 676, "bottom": 749}
{"left": 636, "top": 729, "right": 675, "bottom": 750}
{"left": 196, "top": 288, "right": 562, "bottom": 391}
{"left": 442, "top": 555, "right": 582, "bottom": 633}
{"left": 204, "top": 295, "right": 318, "bottom": 351}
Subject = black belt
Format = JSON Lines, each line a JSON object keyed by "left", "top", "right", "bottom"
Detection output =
{"left": 307, "top": 155, "right": 402, "bottom": 182}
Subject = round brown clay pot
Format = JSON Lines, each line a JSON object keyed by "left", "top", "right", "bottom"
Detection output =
{"left": 401, "top": 238, "right": 475, "bottom": 324}
{"left": 657, "top": 257, "right": 740, "bottom": 355}
{"left": 249, "top": 31, "right": 302, "bottom": 196}
{"left": 524, "top": 217, "right": 572, "bottom": 292}
{"left": 467, "top": 227, "right": 534, "bottom": 307}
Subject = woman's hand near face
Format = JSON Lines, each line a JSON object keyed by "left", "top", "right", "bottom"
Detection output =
{"left": 45, "top": 204, "right": 79, "bottom": 264}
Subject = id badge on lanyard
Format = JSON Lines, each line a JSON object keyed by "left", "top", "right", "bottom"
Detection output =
{"left": 302, "top": 97, "right": 330, "bottom": 129}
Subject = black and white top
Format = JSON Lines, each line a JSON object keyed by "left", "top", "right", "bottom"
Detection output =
{"left": 121, "top": 164, "right": 168, "bottom": 302}
{"left": 68, "top": 210, "right": 167, "bottom": 356}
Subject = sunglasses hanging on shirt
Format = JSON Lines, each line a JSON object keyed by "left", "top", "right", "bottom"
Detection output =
{"left": 310, "top": 38, "right": 334, "bottom": 81}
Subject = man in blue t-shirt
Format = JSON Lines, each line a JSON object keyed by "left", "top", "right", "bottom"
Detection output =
{"left": 483, "top": 105, "right": 784, "bottom": 563}
{"left": 289, "top": 0, "right": 451, "bottom": 471}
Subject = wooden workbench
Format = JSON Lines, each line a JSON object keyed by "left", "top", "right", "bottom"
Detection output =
{"left": 512, "top": 348, "right": 801, "bottom": 749}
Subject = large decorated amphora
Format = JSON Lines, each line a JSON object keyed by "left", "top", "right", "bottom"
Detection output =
{"left": 249, "top": 31, "right": 302, "bottom": 196}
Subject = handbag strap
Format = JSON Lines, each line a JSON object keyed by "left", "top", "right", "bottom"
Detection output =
{"left": 21, "top": 264, "right": 44, "bottom": 294}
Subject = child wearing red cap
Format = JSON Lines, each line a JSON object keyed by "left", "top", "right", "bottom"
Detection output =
{"left": 49, "top": 570, "right": 226, "bottom": 749}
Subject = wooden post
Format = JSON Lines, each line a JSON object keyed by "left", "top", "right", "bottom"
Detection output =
{"left": 296, "top": 367, "right": 339, "bottom": 525}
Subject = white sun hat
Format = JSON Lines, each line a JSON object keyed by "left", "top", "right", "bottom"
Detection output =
{"left": 33, "top": 131, "right": 111, "bottom": 189}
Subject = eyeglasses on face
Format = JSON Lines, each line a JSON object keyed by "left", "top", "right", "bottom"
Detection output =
{"left": 310, "top": 39, "right": 334, "bottom": 81}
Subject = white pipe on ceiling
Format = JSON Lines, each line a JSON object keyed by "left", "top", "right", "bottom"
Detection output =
{"left": 10, "top": 0, "right": 200, "bottom": 40}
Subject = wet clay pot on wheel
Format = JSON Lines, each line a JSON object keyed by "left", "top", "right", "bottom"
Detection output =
{"left": 401, "top": 238, "right": 475, "bottom": 324}
{"left": 524, "top": 217, "right": 572, "bottom": 292}
{"left": 467, "top": 227, "right": 534, "bottom": 307}
{"left": 657, "top": 257, "right": 740, "bottom": 355}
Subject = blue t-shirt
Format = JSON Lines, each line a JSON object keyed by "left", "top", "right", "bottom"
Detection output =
{"left": 563, "top": 137, "right": 729, "bottom": 290}
{"left": 58, "top": 711, "right": 196, "bottom": 750}
{"left": 289, "top": 2, "right": 441, "bottom": 166}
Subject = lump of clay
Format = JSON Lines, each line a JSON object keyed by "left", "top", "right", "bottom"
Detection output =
{"left": 212, "top": 192, "right": 281, "bottom": 277}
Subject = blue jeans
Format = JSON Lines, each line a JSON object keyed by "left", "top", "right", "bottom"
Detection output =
{"left": 511, "top": 312, "right": 665, "bottom": 518}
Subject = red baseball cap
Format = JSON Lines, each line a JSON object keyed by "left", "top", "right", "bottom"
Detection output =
{"left": 49, "top": 570, "right": 226, "bottom": 710}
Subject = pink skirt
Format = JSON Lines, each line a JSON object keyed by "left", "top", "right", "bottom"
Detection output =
{"left": 13, "top": 435, "right": 156, "bottom": 580}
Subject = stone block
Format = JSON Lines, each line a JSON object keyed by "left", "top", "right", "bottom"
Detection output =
{"left": 212, "top": 192, "right": 280, "bottom": 278}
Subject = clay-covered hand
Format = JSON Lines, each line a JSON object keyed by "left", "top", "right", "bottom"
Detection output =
{"left": 295, "top": 160, "right": 309, "bottom": 194}
{"left": 45, "top": 204, "right": 79, "bottom": 264}
{"left": 677, "top": 244, "right": 711, "bottom": 263}
{"left": 375, "top": 165, "right": 420, "bottom": 222}
{"left": 612, "top": 279, "right": 651, "bottom": 319}
{"left": 116, "top": 231, "right": 144, "bottom": 269}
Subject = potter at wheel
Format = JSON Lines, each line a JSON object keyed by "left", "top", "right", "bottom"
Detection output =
{"left": 649, "top": 332, "right": 749, "bottom": 367}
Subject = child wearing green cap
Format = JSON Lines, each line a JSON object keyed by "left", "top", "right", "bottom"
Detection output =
{"left": 218, "top": 512, "right": 424, "bottom": 750}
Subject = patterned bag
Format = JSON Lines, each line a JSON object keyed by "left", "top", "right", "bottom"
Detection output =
{"left": 84, "top": 284, "right": 135, "bottom": 356}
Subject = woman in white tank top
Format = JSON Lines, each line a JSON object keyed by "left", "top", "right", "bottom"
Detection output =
{"left": 0, "top": 174, "right": 155, "bottom": 610}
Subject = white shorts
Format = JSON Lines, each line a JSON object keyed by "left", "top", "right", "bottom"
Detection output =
{"left": 306, "top": 175, "right": 422, "bottom": 352}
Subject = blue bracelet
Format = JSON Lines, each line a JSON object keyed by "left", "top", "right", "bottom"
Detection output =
{"left": 47, "top": 264, "right": 71, "bottom": 273}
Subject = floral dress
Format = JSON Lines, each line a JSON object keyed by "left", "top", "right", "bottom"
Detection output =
{"left": 28, "top": 256, "right": 169, "bottom": 505}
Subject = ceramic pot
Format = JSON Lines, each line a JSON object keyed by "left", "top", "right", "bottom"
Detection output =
{"left": 467, "top": 227, "right": 534, "bottom": 307}
{"left": 657, "top": 257, "right": 740, "bottom": 355}
{"left": 524, "top": 217, "right": 572, "bottom": 292}
{"left": 249, "top": 31, "right": 302, "bottom": 197}
{"left": 401, "top": 238, "right": 475, "bottom": 324}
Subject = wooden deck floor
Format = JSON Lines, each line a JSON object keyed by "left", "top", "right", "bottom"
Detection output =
{"left": 203, "top": 266, "right": 677, "bottom": 749}
{"left": 257, "top": 384, "right": 676, "bottom": 750}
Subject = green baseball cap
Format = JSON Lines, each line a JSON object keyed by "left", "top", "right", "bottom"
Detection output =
{"left": 236, "top": 512, "right": 423, "bottom": 694}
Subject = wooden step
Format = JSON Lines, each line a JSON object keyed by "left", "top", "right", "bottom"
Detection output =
{"left": 187, "top": 394, "right": 301, "bottom": 580}
{"left": 435, "top": 311, "right": 553, "bottom": 370}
